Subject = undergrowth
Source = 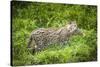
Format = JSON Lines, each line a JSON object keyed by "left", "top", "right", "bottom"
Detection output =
{"left": 11, "top": 1, "right": 97, "bottom": 66}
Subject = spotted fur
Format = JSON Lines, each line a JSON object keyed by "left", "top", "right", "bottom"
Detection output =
{"left": 27, "top": 21, "right": 82, "bottom": 52}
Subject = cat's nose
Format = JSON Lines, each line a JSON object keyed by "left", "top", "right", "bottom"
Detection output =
{"left": 79, "top": 30, "right": 84, "bottom": 36}
{"left": 76, "top": 28, "right": 83, "bottom": 35}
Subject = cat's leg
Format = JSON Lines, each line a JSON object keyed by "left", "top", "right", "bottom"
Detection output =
{"left": 34, "top": 41, "right": 45, "bottom": 52}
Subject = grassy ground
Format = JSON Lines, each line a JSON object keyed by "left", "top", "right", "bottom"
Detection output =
{"left": 11, "top": 1, "right": 97, "bottom": 66}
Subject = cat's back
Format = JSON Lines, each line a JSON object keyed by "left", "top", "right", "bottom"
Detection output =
{"left": 31, "top": 28, "right": 57, "bottom": 37}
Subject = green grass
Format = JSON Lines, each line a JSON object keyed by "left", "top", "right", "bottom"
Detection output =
{"left": 11, "top": 1, "right": 97, "bottom": 66}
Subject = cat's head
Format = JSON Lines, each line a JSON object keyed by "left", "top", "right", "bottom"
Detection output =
{"left": 67, "top": 21, "right": 83, "bottom": 35}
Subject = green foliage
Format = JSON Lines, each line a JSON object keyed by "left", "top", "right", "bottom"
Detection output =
{"left": 11, "top": 1, "right": 97, "bottom": 66}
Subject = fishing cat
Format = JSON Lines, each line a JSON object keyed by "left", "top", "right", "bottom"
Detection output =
{"left": 27, "top": 21, "right": 82, "bottom": 52}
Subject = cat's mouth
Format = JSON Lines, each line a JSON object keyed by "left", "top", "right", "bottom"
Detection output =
{"left": 74, "top": 28, "right": 84, "bottom": 35}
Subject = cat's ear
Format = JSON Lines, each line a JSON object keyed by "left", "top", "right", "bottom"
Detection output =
{"left": 68, "top": 21, "right": 72, "bottom": 24}
{"left": 69, "top": 20, "right": 76, "bottom": 24}
{"left": 73, "top": 20, "right": 76, "bottom": 24}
